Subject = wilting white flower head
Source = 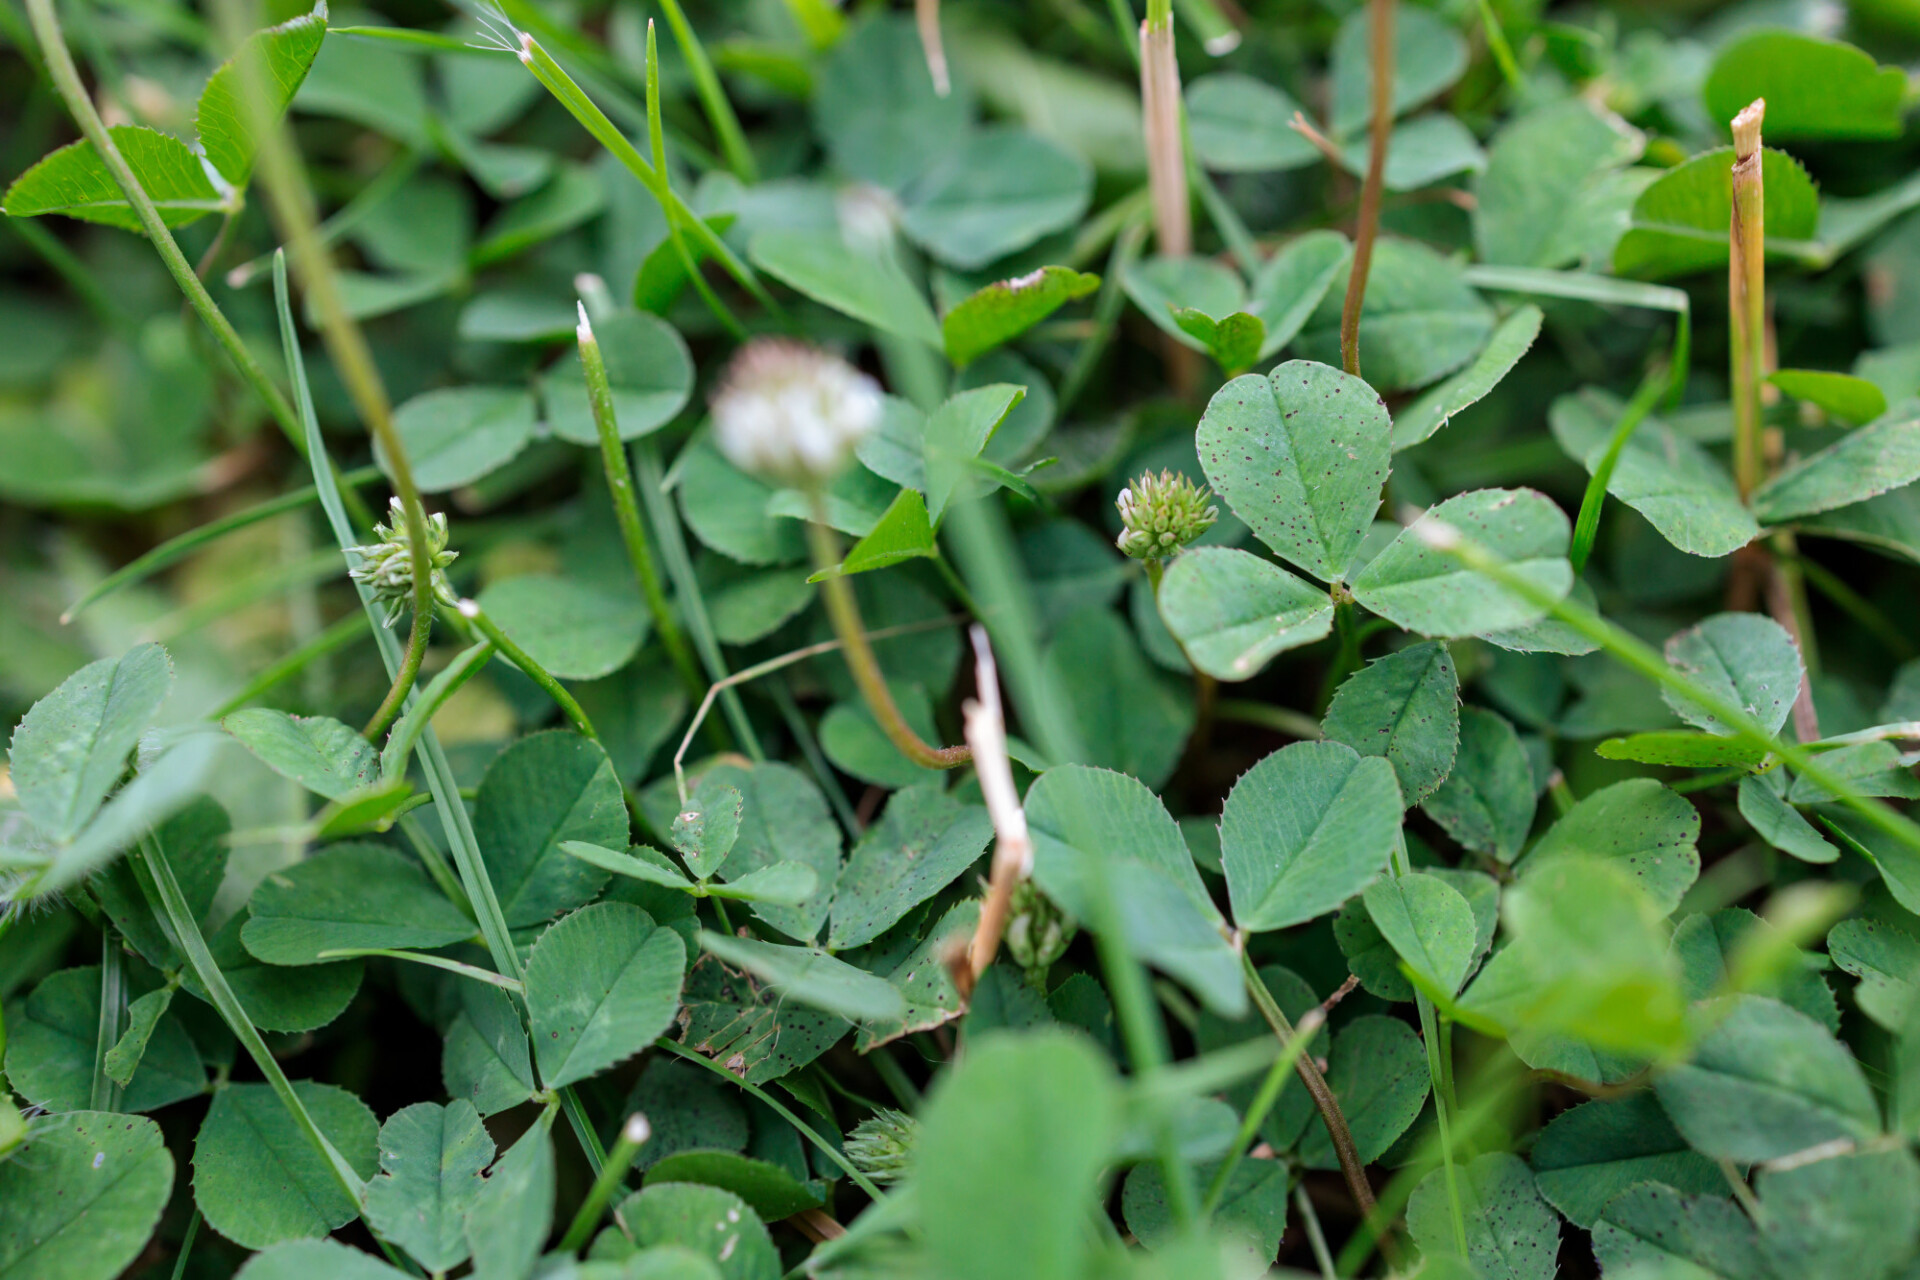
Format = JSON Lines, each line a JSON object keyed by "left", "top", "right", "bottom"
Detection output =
{"left": 710, "top": 339, "right": 882, "bottom": 485}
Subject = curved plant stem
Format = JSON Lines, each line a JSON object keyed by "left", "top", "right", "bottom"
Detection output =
{"left": 656, "top": 1038, "right": 888, "bottom": 1199}
{"left": 457, "top": 601, "right": 600, "bottom": 742}
{"left": 1568, "top": 365, "right": 1667, "bottom": 574}
{"left": 168, "top": 1211, "right": 201, "bottom": 1280}
{"left": 1340, "top": 0, "right": 1395, "bottom": 379}
{"left": 315, "top": 948, "right": 519, "bottom": 992}
{"left": 1295, "top": 1184, "right": 1339, "bottom": 1280}
{"left": 806, "top": 514, "right": 970, "bottom": 770}
{"left": 381, "top": 640, "right": 493, "bottom": 779}
{"left": 576, "top": 308, "right": 703, "bottom": 702}
{"left": 1242, "top": 953, "right": 1378, "bottom": 1221}
{"left": 210, "top": 612, "right": 369, "bottom": 718}
{"left": 363, "top": 603, "right": 431, "bottom": 741}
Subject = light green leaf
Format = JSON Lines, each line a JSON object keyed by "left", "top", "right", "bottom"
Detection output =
{"left": 184, "top": 912, "right": 362, "bottom": 1034}
{"left": 234, "top": 1241, "right": 410, "bottom": 1280}
{"left": 384, "top": 387, "right": 535, "bottom": 493}
{"left": 1352, "top": 488, "right": 1573, "bottom": 637}
{"left": 1654, "top": 994, "right": 1880, "bottom": 1163}
{"left": 563, "top": 841, "right": 694, "bottom": 892}
{"left": 1475, "top": 99, "right": 1644, "bottom": 269}
{"left": 222, "top": 709, "right": 376, "bottom": 800}
{"left": 1393, "top": 305, "right": 1543, "bottom": 450}
{"left": 196, "top": 8, "right": 329, "bottom": 187}
{"left": 528, "top": 902, "right": 685, "bottom": 1088}
{"left": 1328, "top": 4, "right": 1468, "bottom": 136}
{"left": 543, "top": 312, "right": 693, "bottom": 444}
{"left": 1196, "top": 359, "right": 1390, "bottom": 582}
{"left": 476, "top": 573, "right": 647, "bottom": 681}
{"left": 710, "top": 862, "right": 821, "bottom": 906}
{"left": 1420, "top": 707, "right": 1535, "bottom": 863}
{"left": 1550, "top": 387, "right": 1758, "bottom": 559}
{"left": 815, "top": 488, "right": 936, "bottom": 578}
{"left": 811, "top": 13, "right": 969, "bottom": 190}
{"left": 465, "top": 1113, "right": 553, "bottom": 1280}
{"left": 1662, "top": 612, "right": 1804, "bottom": 738}
{"left": 1296, "top": 238, "right": 1495, "bottom": 393}
{"left": 1185, "top": 72, "right": 1318, "bottom": 173}
{"left": 706, "top": 567, "right": 814, "bottom": 642}
{"left": 362, "top": 1101, "right": 493, "bottom": 1274}
{"left": 924, "top": 384, "right": 1024, "bottom": 524}
{"left": 9, "top": 642, "right": 171, "bottom": 843}
{"left": 473, "top": 731, "right": 627, "bottom": 928}
{"left": 1753, "top": 414, "right": 1920, "bottom": 522}
{"left": 1322, "top": 639, "right": 1461, "bottom": 804}
{"left": 917, "top": 1032, "right": 1119, "bottom": 1280}
{"left": 1122, "top": 1158, "right": 1289, "bottom": 1267}
{"left": 192, "top": 1081, "right": 378, "bottom": 1249}
{"left": 1461, "top": 858, "right": 1687, "bottom": 1056}
{"left": 1297, "top": 1015, "right": 1432, "bottom": 1169}
{"left": 0, "top": 1112, "right": 174, "bottom": 1280}
{"left": 1219, "top": 740, "right": 1403, "bottom": 933}
{"left": 34, "top": 731, "right": 220, "bottom": 899}
{"left": 1521, "top": 779, "right": 1700, "bottom": 916}
{"left": 95, "top": 797, "right": 227, "bottom": 971}
{"left": 1756, "top": 1147, "right": 1920, "bottom": 1280}
{"left": 1595, "top": 730, "right": 1770, "bottom": 769}
{"left": 1704, "top": 31, "right": 1906, "bottom": 142}
{"left": 1246, "top": 230, "right": 1351, "bottom": 358}
{"left": 1171, "top": 307, "right": 1264, "bottom": 375}
{"left": 241, "top": 842, "right": 475, "bottom": 965}
{"left": 1336, "top": 113, "right": 1486, "bottom": 193}
{"left": 676, "top": 439, "right": 805, "bottom": 566}
{"left": 1592, "top": 1182, "right": 1766, "bottom": 1279}
{"left": 1335, "top": 867, "right": 1496, "bottom": 1002}
{"left": 1829, "top": 904, "right": 1920, "bottom": 1029}
{"left": 1408, "top": 1152, "right": 1559, "bottom": 1280}
{"left": 1156, "top": 547, "right": 1334, "bottom": 681}
{"left": 1672, "top": 908, "right": 1839, "bottom": 1032}
{"left": 1614, "top": 147, "right": 1821, "bottom": 280}
{"left": 669, "top": 781, "right": 741, "bottom": 882}
{"left": 442, "top": 983, "right": 535, "bottom": 1116}
{"left": 104, "top": 986, "right": 174, "bottom": 1087}
{"left": 1043, "top": 609, "right": 1195, "bottom": 791}
{"left": 1767, "top": 369, "right": 1889, "bottom": 424}
{"left": 695, "top": 930, "right": 905, "bottom": 1023}
{"left": 826, "top": 785, "right": 993, "bottom": 949}
{"left": 1530, "top": 1093, "right": 1723, "bottom": 1229}
{"left": 941, "top": 266, "right": 1100, "bottom": 367}
{"left": 471, "top": 163, "right": 605, "bottom": 266}
{"left": 1790, "top": 741, "right": 1920, "bottom": 802}
{"left": 1738, "top": 776, "right": 1837, "bottom": 863}
{"left": 2, "top": 126, "right": 223, "bottom": 231}
{"left": 1024, "top": 764, "right": 1218, "bottom": 925}
{"left": 900, "top": 127, "right": 1092, "bottom": 270}
{"left": 1122, "top": 255, "right": 1245, "bottom": 350}
{"left": 1364, "top": 872, "right": 1477, "bottom": 997}
{"left": 749, "top": 230, "right": 942, "bottom": 346}
{"left": 818, "top": 687, "right": 943, "bottom": 790}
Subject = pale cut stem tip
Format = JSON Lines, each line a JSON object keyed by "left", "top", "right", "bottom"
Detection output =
{"left": 1733, "top": 98, "right": 1765, "bottom": 158}
{"left": 622, "top": 1113, "right": 651, "bottom": 1145}
{"left": 915, "top": 0, "right": 950, "bottom": 97}
{"left": 456, "top": 598, "right": 480, "bottom": 619}
{"left": 575, "top": 300, "right": 593, "bottom": 345}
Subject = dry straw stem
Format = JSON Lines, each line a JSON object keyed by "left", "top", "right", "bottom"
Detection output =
{"left": 915, "top": 0, "right": 949, "bottom": 97}
{"left": 1730, "top": 98, "right": 1767, "bottom": 500}
{"left": 1139, "top": 12, "right": 1190, "bottom": 257}
{"left": 952, "top": 625, "right": 1031, "bottom": 1001}
{"left": 1341, "top": 0, "right": 1395, "bottom": 378}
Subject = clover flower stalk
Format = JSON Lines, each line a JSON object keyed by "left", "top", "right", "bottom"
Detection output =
{"left": 711, "top": 339, "right": 970, "bottom": 771}
{"left": 1116, "top": 468, "right": 1218, "bottom": 589}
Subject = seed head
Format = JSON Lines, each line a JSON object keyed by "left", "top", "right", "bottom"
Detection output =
{"left": 846, "top": 1108, "right": 919, "bottom": 1184}
{"left": 709, "top": 339, "right": 882, "bottom": 486}
{"left": 1114, "top": 468, "right": 1218, "bottom": 560}
{"left": 347, "top": 497, "right": 459, "bottom": 627}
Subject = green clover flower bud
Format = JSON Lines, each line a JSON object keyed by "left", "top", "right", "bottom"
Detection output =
{"left": 1004, "top": 880, "right": 1077, "bottom": 984}
{"left": 347, "top": 497, "right": 460, "bottom": 627}
{"left": 846, "top": 1108, "right": 919, "bottom": 1184}
{"left": 1114, "top": 468, "right": 1218, "bottom": 561}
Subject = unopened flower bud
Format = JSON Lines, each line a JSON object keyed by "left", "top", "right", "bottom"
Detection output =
{"left": 1114, "top": 468, "right": 1218, "bottom": 560}
{"left": 1004, "top": 880, "right": 1076, "bottom": 982}
{"left": 846, "top": 1108, "right": 919, "bottom": 1184}
{"left": 347, "top": 497, "right": 460, "bottom": 627}
{"left": 710, "top": 339, "right": 882, "bottom": 486}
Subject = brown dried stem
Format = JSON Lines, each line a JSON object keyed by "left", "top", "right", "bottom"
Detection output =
{"left": 1340, "top": 0, "right": 1395, "bottom": 379}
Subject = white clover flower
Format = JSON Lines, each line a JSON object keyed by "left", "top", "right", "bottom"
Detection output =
{"left": 710, "top": 339, "right": 882, "bottom": 486}
{"left": 1114, "top": 468, "right": 1218, "bottom": 560}
{"left": 347, "top": 497, "right": 459, "bottom": 626}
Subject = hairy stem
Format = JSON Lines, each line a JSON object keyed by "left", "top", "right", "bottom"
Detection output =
{"left": 457, "top": 601, "right": 600, "bottom": 742}
{"left": 362, "top": 602, "right": 430, "bottom": 741}
{"left": 1341, "top": 0, "right": 1394, "bottom": 379}
{"left": 1242, "top": 953, "right": 1378, "bottom": 1221}
{"left": 806, "top": 515, "right": 970, "bottom": 769}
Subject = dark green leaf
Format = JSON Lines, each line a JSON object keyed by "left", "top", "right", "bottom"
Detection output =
{"left": 241, "top": 842, "right": 475, "bottom": 965}
{"left": 477, "top": 574, "right": 648, "bottom": 681}
{"left": 192, "top": 1081, "right": 378, "bottom": 1249}
{"left": 1352, "top": 489, "right": 1573, "bottom": 637}
{"left": 0, "top": 1112, "right": 174, "bottom": 1280}
{"left": 1519, "top": 779, "right": 1701, "bottom": 915}
{"left": 362, "top": 1101, "right": 493, "bottom": 1274}
{"left": 1297, "top": 1015, "right": 1432, "bottom": 1169}
{"left": 749, "top": 231, "right": 941, "bottom": 346}
{"left": 901, "top": 127, "right": 1092, "bottom": 270}
{"left": 528, "top": 902, "right": 686, "bottom": 1088}
{"left": 941, "top": 266, "right": 1100, "bottom": 367}
{"left": 1155, "top": 547, "right": 1334, "bottom": 681}
{"left": 1420, "top": 706, "right": 1535, "bottom": 862}
{"left": 1663, "top": 612, "right": 1804, "bottom": 738}
{"left": 1753, "top": 414, "right": 1920, "bottom": 523}
{"left": 473, "top": 731, "right": 627, "bottom": 928}
{"left": 643, "top": 1151, "right": 823, "bottom": 1222}
{"left": 1615, "top": 147, "right": 1820, "bottom": 280}
{"left": 1322, "top": 639, "right": 1461, "bottom": 804}
{"left": 1704, "top": 31, "right": 1906, "bottom": 141}
{"left": 1407, "top": 1152, "right": 1559, "bottom": 1280}
{"left": 826, "top": 786, "right": 993, "bottom": 949}
{"left": 1531, "top": 1093, "right": 1723, "bottom": 1229}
